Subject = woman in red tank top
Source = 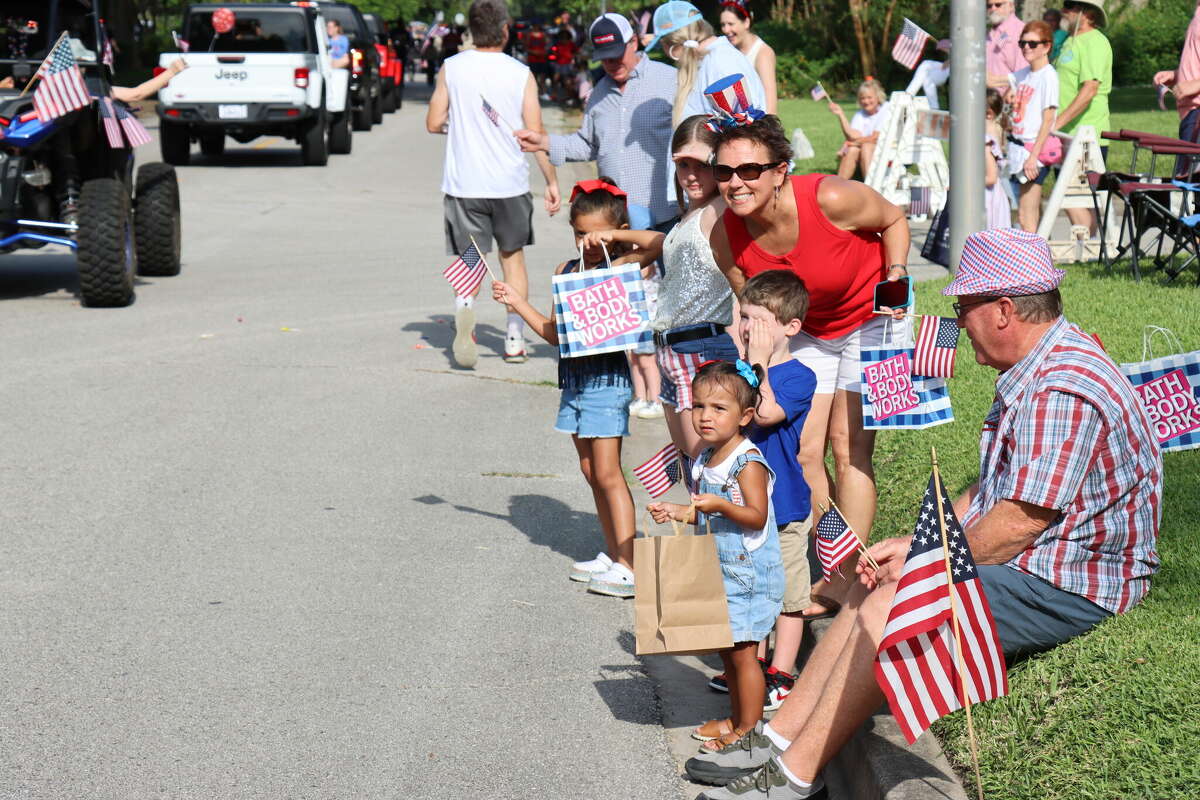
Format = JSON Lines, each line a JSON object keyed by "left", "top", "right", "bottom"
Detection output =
{"left": 710, "top": 116, "right": 910, "bottom": 614}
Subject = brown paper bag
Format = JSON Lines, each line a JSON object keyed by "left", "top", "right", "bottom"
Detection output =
{"left": 634, "top": 513, "right": 732, "bottom": 656}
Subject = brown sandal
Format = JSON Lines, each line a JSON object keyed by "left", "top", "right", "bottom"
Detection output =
{"left": 690, "top": 717, "right": 734, "bottom": 742}
{"left": 701, "top": 727, "right": 750, "bottom": 752}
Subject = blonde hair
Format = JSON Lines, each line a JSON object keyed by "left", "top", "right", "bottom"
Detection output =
{"left": 857, "top": 78, "right": 886, "bottom": 105}
{"left": 661, "top": 19, "right": 715, "bottom": 126}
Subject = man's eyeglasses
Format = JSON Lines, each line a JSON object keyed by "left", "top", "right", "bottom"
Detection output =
{"left": 986, "top": 2, "right": 1007, "bottom": 8}
{"left": 952, "top": 297, "right": 1001, "bottom": 317}
{"left": 1018, "top": 39, "right": 1050, "bottom": 48}
{"left": 713, "top": 161, "right": 785, "bottom": 182}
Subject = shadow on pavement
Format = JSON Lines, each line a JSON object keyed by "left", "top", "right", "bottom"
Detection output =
{"left": 403, "top": 314, "right": 558, "bottom": 367}
{"left": 416, "top": 492, "right": 600, "bottom": 563}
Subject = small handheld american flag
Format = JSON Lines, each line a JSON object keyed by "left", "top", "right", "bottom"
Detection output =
{"left": 634, "top": 443, "right": 682, "bottom": 498}
{"left": 114, "top": 102, "right": 152, "bottom": 148}
{"left": 892, "top": 18, "right": 932, "bottom": 70}
{"left": 33, "top": 33, "right": 91, "bottom": 122}
{"left": 913, "top": 315, "right": 960, "bottom": 378}
{"left": 442, "top": 243, "right": 490, "bottom": 298}
{"left": 481, "top": 97, "right": 500, "bottom": 127}
{"left": 810, "top": 83, "right": 827, "bottom": 102}
{"left": 97, "top": 96, "right": 124, "bottom": 149}
{"left": 815, "top": 504, "right": 864, "bottom": 580}
{"left": 908, "top": 186, "right": 931, "bottom": 217}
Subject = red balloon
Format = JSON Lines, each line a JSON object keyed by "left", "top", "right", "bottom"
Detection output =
{"left": 211, "top": 7, "right": 235, "bottom": 35}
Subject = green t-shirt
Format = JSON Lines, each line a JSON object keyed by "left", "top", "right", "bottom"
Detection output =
{"left": 1055, "top": 28, "right": 1112, "bottom": 135}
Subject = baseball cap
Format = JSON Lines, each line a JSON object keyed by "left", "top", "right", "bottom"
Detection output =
{"left": 646, "top": 1, "right": 704, "bottom": 53}
{"left": 942, "top": 229, "right": 1065, "bottom": 297}
{"left": 589, "top": 13, "right": 634, "bottom": 60}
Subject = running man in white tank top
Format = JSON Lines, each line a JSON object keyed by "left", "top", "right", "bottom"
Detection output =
{"left": 427, "top": 0, "right": 561, "bottom": 369}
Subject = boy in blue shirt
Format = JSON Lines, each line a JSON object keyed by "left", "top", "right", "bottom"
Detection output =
{"left": 741, "top": 270, "right": 817, "bottom": 710}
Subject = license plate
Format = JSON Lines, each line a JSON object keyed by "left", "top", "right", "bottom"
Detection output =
{"left": 218, "top": 104, "right": 248, "bottom": 119}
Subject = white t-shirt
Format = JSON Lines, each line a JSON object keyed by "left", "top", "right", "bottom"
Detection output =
{"left": 850, "top": 102, "right": 890, "bottom": 137}
{"left": 1009, "top": 64, "right": 1059, "bottom": 143}
{"left": 441, "top": 50, "right": 530, "bottom": 199}
{"left": 691, "top": 438, "right": 774, "bottom": 551}
{"left": 681, "top": 37, "right": 767, "bottom": 119}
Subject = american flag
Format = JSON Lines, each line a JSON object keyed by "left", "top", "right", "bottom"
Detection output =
{"left": 172, "top": 31, "right": 190, "bottom": 53}
{"left": 810, "top": 83, "right": 827, "bottom": 102}
{"left": 442, "top": 243, "right": 489, "bottom": 298}
{"left": 634, "top": 443, "right": 682, "bottom": 498}
{"left": 101, "top": 33, "right": 114, "bottom": 69}
{"left": 815, "top": 505, "right": 863, "bottom": 580}
{"left": 892, "top": 18, "right": 932, "bottom": 70}
{"left": 34, "top": 33, "right": 91, "bottom": 122}
{"left": 874, "top": 471, "right": 1008, "bottom": 745}
{"left": 913, "top": 315, "right": 960, "bottom": 378}
{"left": 728, "top": 482, "right": 743, "bottom": 506}
{"left": 114, "top": 102, "right": 152, "bottom": 148}
{"left": 909, "top": 186, "right": 931, "bottom": 217}
{"left": 481, "top": 96, "right": 501, "bottom": 127}
{"left": 97, "top": 96, "right": 123, "bottom": 149}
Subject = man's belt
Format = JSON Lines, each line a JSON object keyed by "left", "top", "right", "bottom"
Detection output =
{"left": 654, "top": 323, "right": 726, "bottom": 349}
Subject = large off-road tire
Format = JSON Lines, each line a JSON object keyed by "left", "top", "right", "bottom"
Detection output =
{"left": 300, "top": 106, "right": 329, "bottom": 166}
{"left": 352, "top": 91, "right": 373, "bottom": 131}
{"left": 77, "top": 179, "right": 136, "bottom": 308}
{"left": 134, "top": 163, "right": 182, "bottom": 277}
{"left": 381, "top": 82, "right": 397, "bottom": 113}
{"left": 199, "top": 132, "right": 225, "bottom": 156}
{"left": 328, "top": 111, "right": 352, "bottom": 154}
{"left": 160, "top": 121, "right": 191, "bottom": 166}
{"left": 371, "top": 80, "right": 384, "bottom": 124}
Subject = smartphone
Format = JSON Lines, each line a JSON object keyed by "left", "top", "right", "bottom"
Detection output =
{"left": 873, "top": 276, "right": 913, "bottom": 311}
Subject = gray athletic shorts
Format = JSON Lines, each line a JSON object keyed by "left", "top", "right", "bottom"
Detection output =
{"left": 444, "top": 193, "right": 534, "bottom": 256}
{"left": 978, "top": 565, "right": 1111, "bottom": 659}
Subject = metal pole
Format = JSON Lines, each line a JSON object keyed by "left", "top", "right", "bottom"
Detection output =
{"left": 949, "top": 0, "right": 987, "bottom": 272}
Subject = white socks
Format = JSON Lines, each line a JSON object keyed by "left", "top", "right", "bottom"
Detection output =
{"left": 506, "top": 312, "right": 524, "bottom": 339}
{"left": 764, "top": 722, "right": 792, "bottom": 752}
{"left": 455, "top": 295, "right": 473, "bottom": 310}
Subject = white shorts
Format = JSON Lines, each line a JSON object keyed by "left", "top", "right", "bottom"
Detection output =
{"left": 790, "top": 315, "right": 906, "bottom": 394}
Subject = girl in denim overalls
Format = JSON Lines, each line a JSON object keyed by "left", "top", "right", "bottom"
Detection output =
{"left": 648, "top": 360, "right": 785, "bottom": 752}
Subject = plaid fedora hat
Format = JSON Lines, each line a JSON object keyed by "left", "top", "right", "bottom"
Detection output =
{"left": 942, "top": 229, "right": 1065, "bottom": 297}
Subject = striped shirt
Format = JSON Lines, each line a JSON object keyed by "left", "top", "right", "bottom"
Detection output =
{"left": 963, "top": 317, "right": 1163, "bottom": 614}
{"left": 548, "top": 54, "right": 677, "bottom": 225}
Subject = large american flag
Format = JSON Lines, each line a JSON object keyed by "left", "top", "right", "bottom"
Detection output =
{"left": 97, "top": 96, "right": 124, "bottom": 149}
{"left": 442, "top": 243, "right": 489, "bottom": 298}
{"left": 34, "top": 33, "right": 91, "bottom": 122}
{"left": 913, "top": 315, "right": 960, "bottom": 378}
{"left": 874, "top": 471, "right": 1008, "bottom": 745}
{"left": 114, "top": 101, "right": 152, "bottom": 148}
{"left": 815, "top": 505, "right": 863, "bottom": 580}
{"left": 634, "top": 443, "right": 682, "bottom": 498}
{"left": 892, "top": 18, "right": 931, "bottom": 70}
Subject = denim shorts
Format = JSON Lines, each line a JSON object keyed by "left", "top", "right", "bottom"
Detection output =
{"left": 657, "top": 331, "right": 740, "bottom": 409}
{"left": 978, "top": 565, "right": 1111, "bottom": 659}
{"left": 714, "top": 531, "right": 784, "bottom": 643}
{"left": 555, "top": 378, "right": 632, "bottom": 438}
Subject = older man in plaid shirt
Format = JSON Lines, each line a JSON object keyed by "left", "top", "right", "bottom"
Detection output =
{"left": 688, "top": 228, "right": 1163, "bottom": 800}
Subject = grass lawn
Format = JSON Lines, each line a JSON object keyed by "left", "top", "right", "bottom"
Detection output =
{"left": 776, "top": 84, "right": 1199, "bottom": 799}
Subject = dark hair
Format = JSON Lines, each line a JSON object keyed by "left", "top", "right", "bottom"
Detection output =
{"left": 986, "top": 87, "right": 1004, "bottom": 119}
{"left": 739, "top": 270, "right": 809, "bottom": 326}
{"left": 569, "top": 175, "right": 631, "bottom": 228}
{"left": 715, "top": 115, "right": 793, "bottom": 165}
{"left": 671, "top": 115, "right": 719, "bottom": 211}
{"left": 1011, "top": 289, "right": 1062, "bottom": 323}
{"left": 692, "top": 360, "right": 761, "bottom": 413}
{"left": 1042, "top": 8, "right": 1062, "bottom": 25}
{"left": 469, "top": 0, "right": 509, "bottom": 48}
{"left": 719, "top": 1, "right": 751, "bottom": 23}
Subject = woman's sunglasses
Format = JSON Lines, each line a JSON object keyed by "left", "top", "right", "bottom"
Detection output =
{"left": 713, "top": 161, "right": 785, "bottom": 182}
{"left": 1018, "top": 39, "right": 1050, "bottom": 48}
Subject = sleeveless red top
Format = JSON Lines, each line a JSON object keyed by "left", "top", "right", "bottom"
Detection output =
{"left": 723, "top": 174, "right": 886, "bottom": 340}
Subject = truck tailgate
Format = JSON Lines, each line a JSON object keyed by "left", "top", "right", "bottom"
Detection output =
{"left": 158, "top": 53, "right": 310, "bottom": 105}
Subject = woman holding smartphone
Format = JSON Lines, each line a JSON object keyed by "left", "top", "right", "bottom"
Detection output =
{"left": 708, "top": 111, "right": 910, "bottom": 616}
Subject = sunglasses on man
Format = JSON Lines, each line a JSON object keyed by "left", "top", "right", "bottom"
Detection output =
{"left": 713, "top": 161, "right": 785, "bottom": 183}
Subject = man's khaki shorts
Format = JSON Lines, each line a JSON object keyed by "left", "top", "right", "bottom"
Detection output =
{"left": 779, "top": 515, "right": 814, "bottom": 613}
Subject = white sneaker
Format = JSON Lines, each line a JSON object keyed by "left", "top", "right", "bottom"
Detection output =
{"left": 504, "top": 334, "right": 527, "bottom": 364}
{"left": 587, "top": 563, "right": 635, "bottom": 598}
{"left": 452, "top": 306, "right": 478, "bottom": 369}
{"left": 628, "top": 398, "right": 646, "bottom": 414}
{"left": 636, "top": 400, "right": 665, "bottom": 419}
{"left": 570, "top": 552, "right": 612, "bottom": 583}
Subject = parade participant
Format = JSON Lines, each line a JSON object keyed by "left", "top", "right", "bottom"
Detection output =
{"left": 1008, "top": 20, "right": 1060, "bottom": 232}
{"left": 326, "top": 19, "right": 350, "bottom": 69}
{"left": 427, "top": 0, "right": 560, "bottom": 368}
{"left": 515, "top": 13, "right": 679, "bottom": 229}
{"left": 689, "top": 228, "right": 1162, "bottom": 800}
{"left": 646, "top": 1, "right": 765, "bottom": 124}
{"left": 649, "top": 360, "right": 784, "bottom": 753}
{"left": 718, "top": 0, "right": 777, "bottom": 114}
{"left": 709, "top": 110, "right": 909, "bottom": 617}
{"left": 493, "top": 180, "right": 663, "bottom": 599}
{"left": 828, "top": 78, "right": 889, "bottom": 182}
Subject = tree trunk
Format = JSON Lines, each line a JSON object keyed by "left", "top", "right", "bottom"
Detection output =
{"left": 848, "top": 0, "right": 875, "bottom": 78}
{"left": 879, "top": 0, "right": 901, "bottom": 56}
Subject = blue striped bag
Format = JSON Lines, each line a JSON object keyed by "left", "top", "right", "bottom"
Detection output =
{"left": 1119, "top": 327, "right": 1200, "bottom": 453}
{"left": 552, "top": 244, "right": 652, "bottom": 359}
{"left": 860, "top": 319, "right": 954, "bottom": 430}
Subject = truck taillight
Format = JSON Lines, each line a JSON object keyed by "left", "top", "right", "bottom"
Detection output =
{"left": 351, "top": 49, "right": 363, "bottom": 75}
{"left": 152, "top": 66, "right": 166, "bottom": 77}
{"left": 294, "top": 67, "right": 309, "bottom": 88}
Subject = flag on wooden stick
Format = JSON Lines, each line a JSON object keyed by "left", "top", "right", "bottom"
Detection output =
{"left": 810, "top": 83, "right": 827, "bottom": 102}
{"left": 814, "top": 504, "right": 865, "bottom": 580}
{"left": 442, "top": 243, "right": 489, "bottom": 298}
{"left": 33, "top": 33, "right": 90, "bottom": 121}
{"left": 892, "top": 18, "right": 932, "bottom": 70}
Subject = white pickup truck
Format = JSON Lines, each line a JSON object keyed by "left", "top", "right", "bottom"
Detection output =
{"left": 157, "top": 2, "right": 351, "bottom": 166}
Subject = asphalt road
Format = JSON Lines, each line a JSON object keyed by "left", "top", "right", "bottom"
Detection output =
{"left": 0, "top": 83, "right": 687, "bottom": 799}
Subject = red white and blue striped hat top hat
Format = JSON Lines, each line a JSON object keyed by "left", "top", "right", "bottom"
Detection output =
{"left": 705, "top": 74, "right": 755, "bottom": 120}
{"left": 943, "top": 229, "right": 1065, "bottom": 297}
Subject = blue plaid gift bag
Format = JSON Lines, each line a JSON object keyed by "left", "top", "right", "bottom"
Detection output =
{"left": 1120, "top": 327, "right": 1200, "bottom": 453}
{"left": 860, "top": 319, "right": 954, "bottom": 430}
{"left": 552, "top": 250, "right": 652, "bottom": 359}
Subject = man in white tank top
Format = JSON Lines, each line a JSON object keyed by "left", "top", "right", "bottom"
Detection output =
{"left": 427, "top": 0, "right": 561, "bottom": 369}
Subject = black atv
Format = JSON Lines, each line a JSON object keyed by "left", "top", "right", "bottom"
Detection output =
{"left": 0, "top": 0, "right": 181, "bottom": 308}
